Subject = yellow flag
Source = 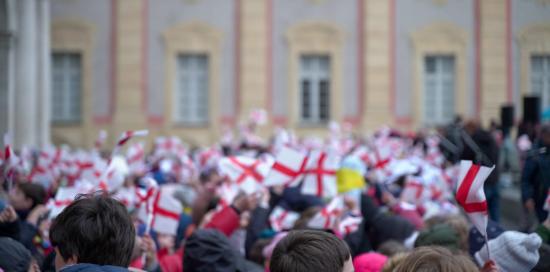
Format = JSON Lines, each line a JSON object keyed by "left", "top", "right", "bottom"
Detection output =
{"left": 337, "top": 168, "right": 365, "bottom": 193}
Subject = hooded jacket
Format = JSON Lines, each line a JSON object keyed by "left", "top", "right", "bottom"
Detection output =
{"left": 183, "top": 229, "right": 263, "bottom": 272}
{"left": 59, "top": 263, "right": 130, "bottom": 272}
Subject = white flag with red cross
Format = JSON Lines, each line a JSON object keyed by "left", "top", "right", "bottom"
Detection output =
{"left": 215, "top": 181, "right": 240, "bottom": 208}
{"left": 135, "top": 178, "right": 158, "bottom": 217}
{"left": 178, "top": 154, "right": 197, "bottom": 183}
{"left": 142, "top": 186, "right": 182, "bottom": 236}
{"left": 95, "top": 156, "right": 129, "bottom": 193}
{"left": 301, "top": 150, "right": 339, "bottom": 199}
{"left": 400, "top": 176, "right": 427, "bottom": 204}
{"left": 46, "top": 181, "right": 94, "bottom": 218}
{"left": 126, "top": 142, "right": 147, "bottom": 175}
{"left": 269, "top": 206, "right": 300, "bottom": 232}
{"left": 338, "top": 215, "right": 363, "bottom": 236}
{"left": 455, "top": 160, "right": 494, "bottom": 239}
{"left": 263, "top": 147, "right": 308, "bottom": 187}
{"left": 3, "top": 134, "right": 20, "bottom": 180}
{"left": 112, "top": 130, "right": 149, "bottom": 156}
{"left": 544, "top": 189, "right": 550, "bottom": 211}
{"left": 197, "top": 147, "right": 222, "bottom": 170}
{"left": 113, "top": 186, "right": 138, "bottom": 208}
{"left": 46, "top": 186, "right": 79, "bottom": 218}
{"left": 307, "top": 196, "right": 344, "bottom": 230}
{"left": 352, "top": 146, "right": 373, "bottom": 166}
{"left": 218, "top": 156, "right": 272, "bottom": 194}
{"left": 154, "top": 136, "right": 187, "bottom": 158}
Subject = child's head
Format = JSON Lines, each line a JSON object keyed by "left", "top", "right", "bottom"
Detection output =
{"left": 270, "top": 230, "right": 353, "bottom": 272}
{"left": 424, "top": 214, "right": 469, "bottom": 253}
{"left": 50, "top": 194, "right": 135, "bottom": 270}
{"left": 9, "top": 183, "right": 46, "bottom": 211}
{"left": 378, "top": 240, "right": 409, "bottom": 257}
{"left": 395, "top": 246, "right": 478, "bottom": 272}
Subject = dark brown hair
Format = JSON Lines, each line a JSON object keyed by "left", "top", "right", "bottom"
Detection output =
{"left": 50, "top": 194, "right": 136, "bottom": 267}
{"left": 270, "top": 229, "right": 351, "bottom": 272}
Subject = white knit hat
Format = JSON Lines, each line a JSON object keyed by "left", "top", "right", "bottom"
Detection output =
{"left": 475, "top": 231, "right": 542, "bottom": 272}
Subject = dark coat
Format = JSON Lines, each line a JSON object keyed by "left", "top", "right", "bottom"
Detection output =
{"left": 521, "top": 143, "right": 550, "bottom": 221}
{"left": 461, "top": 129, "right": 500, "bottom": 185}
{"left": 0, "top": 237, "right": 32, "bottom": 272}
{"left": 59, "top": 264, "right": 130, "bottom": 272}
{"left": 183, "top": 229, "right": 263, "bottom": 272}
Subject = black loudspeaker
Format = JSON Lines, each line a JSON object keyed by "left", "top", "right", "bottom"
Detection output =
{"left": 500, "top": 105, "right": 514, "bottom": 129}
{"left": 523, "top": 96, "right": 540, "bottom": 124}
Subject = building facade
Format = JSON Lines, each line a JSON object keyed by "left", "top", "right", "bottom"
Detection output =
{"left": 1, "top": 0, "right": 550, "bottom": 148}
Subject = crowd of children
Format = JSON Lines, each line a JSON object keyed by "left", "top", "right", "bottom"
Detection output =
{"left": 0, "top": 116, "right": 549, "bottom": 272}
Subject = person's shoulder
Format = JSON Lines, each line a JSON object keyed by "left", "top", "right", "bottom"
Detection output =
{"left": 526, "top": 146, "right": 547, "bottom": 160}
{"left": 60, "top": 263, "right": 131, "bottom": 272}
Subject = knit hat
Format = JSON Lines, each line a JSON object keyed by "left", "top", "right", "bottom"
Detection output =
{"left": 353, "top": 252, "right": 388, "bottom": 272}
{"left": 414, "top": 223, "right": 460, "bottom": 251}
{"left": 0, "top": 237, "right": 32, "bottom": 272}
{"left": 475, "top": 231, "right": 542, "bottom": 272}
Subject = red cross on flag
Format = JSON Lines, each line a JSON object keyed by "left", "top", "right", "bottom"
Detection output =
{"left": 3, "top": 133, "right": 20, "bottom": 181}
{"left": 126, "top": 142, "right": 147, "bottom": 175}
{"left": 301, "top": 150, "right": 339, "bottom": 198}
{"left": 46, "top": 187, "right": 78, "bottom": 217}
{"left": 338, "top": 215, "right": 362, "bottom": 237}
{"left": 146, "top": 187, "right": 182, "bottom": 236}
{"left": 544, "top": 189, "right": 550, "bottom": 211}
{"left": 263, "top": 147, "right": 308, "bottom": 187}
{"left": 197, "top": 147, "right": 222, "bottom": 170}
{"left": 135, "top": 178, "right": 159, "bottom": 218}
{"left": 269, "top": 206, "right": 300, "bottom": 232}
{"left": 218, "top": 156, "right": 272, "bottom": 194}
{"left": 154, "top": 136, "right": 187, "bottom": 158}
{"left": 400, "top": 176, "right": 426, "bottom": 204}
{"left": 307, "top": 196, "right": 344, "bottom": 230}
{"left": 46, "top": 183, "right": 95, "bottom": 218}
{"left": 113, "top": 130, "right": 149, "bottom": 155}
{"left": 455, "top": 160, "right": 494, "bottom": 240}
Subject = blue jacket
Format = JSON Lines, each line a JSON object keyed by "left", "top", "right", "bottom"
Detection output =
{"left": 60, "top": 263, "right": 130, "bottom": 272}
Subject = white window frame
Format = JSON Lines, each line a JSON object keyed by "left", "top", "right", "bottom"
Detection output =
{"left": 299, "top": 55, "right": 330, "bottom": 124}
{"left": 531, "top": 55, "right": 550, "bottom": 111}
{"left": 174, "top": 54, "right": 209, "bottom": 125}
{"left": 51, "top": 52, "right": 82, "bottom": 124}
{"left": 423, "top": 55, "right": 455, "bottom": 126}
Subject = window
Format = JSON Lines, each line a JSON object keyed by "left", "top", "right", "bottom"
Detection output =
{"left": 531, "top": 55, "right": 550, "bottom": 110}
{"left": 423, "top": 55, "right": 455, "bottom": 125}
{"left": 174, "top": 54, "right": 209, "bottom": 125}
{"left": 52, "top": 53, "right": 82, "bottom": 123}
{"left": 300, "top": 55, "right": 330, "bottom": 123}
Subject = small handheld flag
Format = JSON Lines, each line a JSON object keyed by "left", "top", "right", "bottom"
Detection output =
{"left": 455, "top": 160, "right": 495, "bottom": 259}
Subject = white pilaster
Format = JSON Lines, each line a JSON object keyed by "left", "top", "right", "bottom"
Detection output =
{"left": 14, "top": 0, "right": 38, "bottom": 148}
{"left": 38, "top": 0, "right": 51, "bottom": 147}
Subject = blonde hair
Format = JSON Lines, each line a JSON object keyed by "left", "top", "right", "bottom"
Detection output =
{"left": 382, "top": 252, "right": 410, "bottom": 272}
{"left": 394, "top": 246, "right": 478, "bottom": 272}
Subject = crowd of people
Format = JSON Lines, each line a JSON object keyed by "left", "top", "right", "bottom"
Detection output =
{"left": 0, "top": 113, "right": 549, "bottom": 272}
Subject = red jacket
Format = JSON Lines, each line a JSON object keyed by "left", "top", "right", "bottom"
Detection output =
{"left": 204, "top": 206, "right": 240, "bottom": 237}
